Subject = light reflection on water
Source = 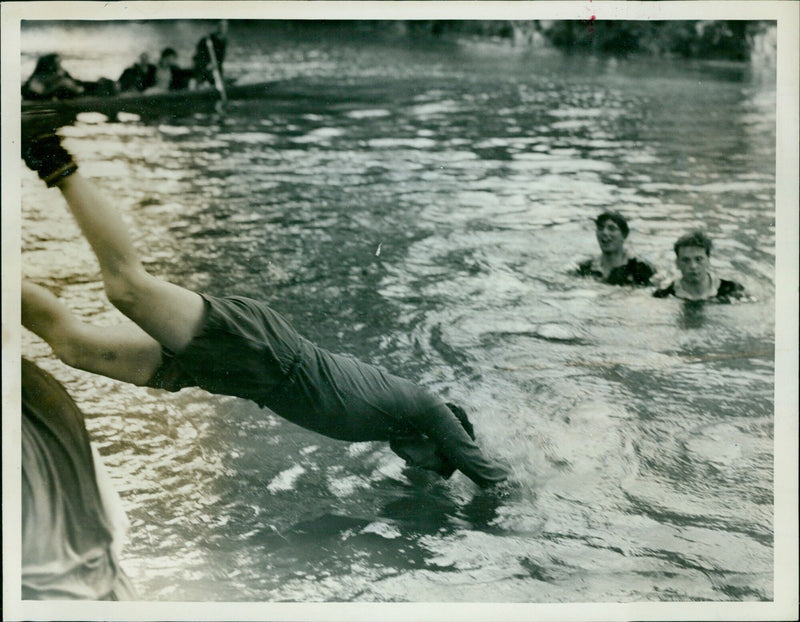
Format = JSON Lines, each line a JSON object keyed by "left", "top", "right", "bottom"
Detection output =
{"left": 21, "top": 22, "right": 774, "bottom": 602}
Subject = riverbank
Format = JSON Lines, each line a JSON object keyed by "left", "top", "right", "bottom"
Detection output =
{"left": 314, "top": 20, "right": 776, "bottom": 66}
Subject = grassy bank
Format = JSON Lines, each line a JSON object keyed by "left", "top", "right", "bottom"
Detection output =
{"left": 357, "top": 20, "right": 775, "bottom": 63}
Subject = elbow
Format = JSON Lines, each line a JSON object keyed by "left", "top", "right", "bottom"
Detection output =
{"left": 50, "top": 325, "right": 96, "bottom": 373}
{"left": 51, "top": 338, "right": 85, "bottom": 371}
{"left": 103, "top": 265, "right": 149, "bottom": 316}
{"left": 53, "top": 340, "right": 112, "bottom": 378}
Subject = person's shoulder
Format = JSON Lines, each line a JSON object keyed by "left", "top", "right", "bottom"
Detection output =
{"left": 576, "top": 258, "right": 594, "bottom": 276}
{"left": 715, "top": 279, "right": 746, "bottom": 302}
{"left": 718, "top": 278, "right": 744, "bottom": 293}
{"left": 628, "top": 256, "right": 656, "bottom": 272}
{"left": 652, "top": 280, "right": 676, "bottom": 298}
{"left": 626, "top": 256, "right": 657, "bottom": 285}
{"left": 21, "top": 357, "right": 90, "bottom": 444}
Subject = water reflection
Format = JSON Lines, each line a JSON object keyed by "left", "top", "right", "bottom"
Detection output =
{"left": 680, "top": 300, "right": 708, "bottom": 329}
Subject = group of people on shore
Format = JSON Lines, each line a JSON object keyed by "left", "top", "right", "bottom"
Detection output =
{"left": 21, "top": 20, "right": 227, "bottom": 101}
{"left": 577, "top": 210, "right": 745, "bottom": 303}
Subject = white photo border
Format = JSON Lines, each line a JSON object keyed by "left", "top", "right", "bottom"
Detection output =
{"left": 3, "top": 2, "right": 797, "bottom": 621}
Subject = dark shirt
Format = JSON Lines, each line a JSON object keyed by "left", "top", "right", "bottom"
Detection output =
{"left": 168, "top": 66, "right": 194, "bottom": 90}
{"left": 577, "top": 257, "right": 656, "bottom": 286}
{"left": 653, "top": 278, "right": 745, "bottom": 303}
{"left": 192, "top": 32, "right": 227, "bottom": 85}
{"left": 78, "top": 78, "right": 118, "bottom": 98}
{"left": 146, "top": 295, "right": 508, "bottom": 487}
{"left": 118, "top": 63, "right": 156, "bottom": 92}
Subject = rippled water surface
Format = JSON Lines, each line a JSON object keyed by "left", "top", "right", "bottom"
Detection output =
{"left": 20, "top": 22, "right": 776, "bottom": 602}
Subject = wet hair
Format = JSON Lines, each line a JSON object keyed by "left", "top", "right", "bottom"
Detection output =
{"left": 595, "top": 211, "right": 629, "bottom": 238}
{"left": 34, "top": 54, "right": 61, "bottom": 76}
{"left": 445, "top": 402, "right": 476, "bottom": 440}
{"left": 674, "top": 229, "right": 712, "bottom": 257}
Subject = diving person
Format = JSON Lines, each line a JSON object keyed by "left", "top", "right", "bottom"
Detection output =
{"left": 20, "top": 116, "right": 509, "bottom": 489}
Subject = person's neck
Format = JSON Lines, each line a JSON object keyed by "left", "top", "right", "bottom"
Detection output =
{"left": 600, "top": 248, "right": 628, "bottom": 271}
{"left": 680, "top": 272, "right": 712, "bottom": 298}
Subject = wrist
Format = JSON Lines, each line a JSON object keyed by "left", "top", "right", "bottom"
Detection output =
{"left": 22, "top": 133, "right": 78, "bottom": 187}
{"left": 44, "top": 162, "right": 79, "bottom": 188}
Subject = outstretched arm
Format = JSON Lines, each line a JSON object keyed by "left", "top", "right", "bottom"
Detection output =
{"left": 22, "top": 125, "right": 205, "bottom": 354}
{"left": 22, "top": 280, "right": 162, "bottom": 386}
{"left": 55, "top": 173, "right": 205, "bottom": 354}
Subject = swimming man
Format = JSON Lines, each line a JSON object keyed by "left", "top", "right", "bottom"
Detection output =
{"left": 576, "top": 211, "right": 656, "bottom": 286}
{"left": 653, "top": 230, "right": 745, "bottom": 302}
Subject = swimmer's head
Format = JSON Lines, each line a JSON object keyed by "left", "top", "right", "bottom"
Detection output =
{"left": 674, "top": 230, "right": 713, "bottom": 286}
{"left": 595, "top": 211, "right": 629, "bottom": 255}
{"left": 673, "top": 229, "right": 712, "bottom": 257}
{"left": 595, "top": 211, "right": 629, "bottom": 238}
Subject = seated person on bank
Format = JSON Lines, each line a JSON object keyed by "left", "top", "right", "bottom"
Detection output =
{"left": 153, "top": 47, "right": 193, "bottom": 91}
{"left": 20, "top": 116, "right": 509, "bottom": 490}
{"left": 577, "top": 211, "right": 656, "bottom": 286}
{"left": 22, "top": 53, "right": 117, "bottom": 101}
{"left": 21, "top": 358, "right": 135, "bottom": 600}
{"left": 117, "top": 52, "right": 157, "bottom": 93}
{"left": 653, "top": 229, "right": 745, "bottom": 302}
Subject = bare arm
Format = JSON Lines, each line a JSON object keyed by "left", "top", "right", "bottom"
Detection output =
{"left": 23, "top": 127, "right": 205, "bottom": 354}
{"left": 55, "top": 172, "right": 205, "bottom": 354}
{"left": 22, "top": 280, "right": 163, "bottom": 386}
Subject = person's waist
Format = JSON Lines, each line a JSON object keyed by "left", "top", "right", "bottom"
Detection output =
{"left": 269, "top": 349, "right": 304, "bottom": 400}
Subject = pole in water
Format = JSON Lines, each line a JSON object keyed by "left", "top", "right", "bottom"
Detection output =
{"left": 206, "top": 36, "right": 227, "bottom": 112}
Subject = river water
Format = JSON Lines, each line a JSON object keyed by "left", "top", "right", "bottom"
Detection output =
{"left": 20, "top": 21, "right": 776, "bottom": 603}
